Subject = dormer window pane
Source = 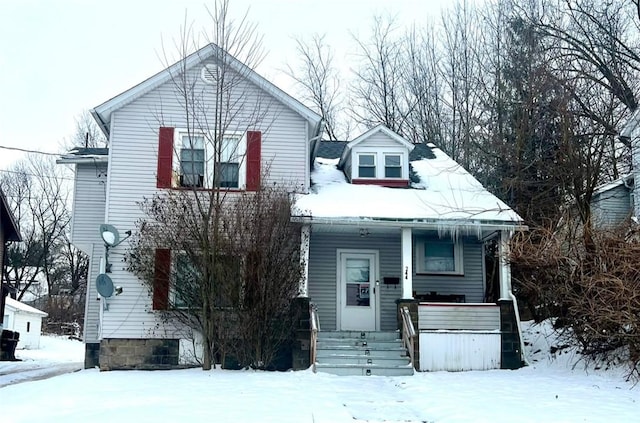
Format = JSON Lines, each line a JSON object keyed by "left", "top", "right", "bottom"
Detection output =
{"left": 358, "top": 154, "right": 376, "bottom": 178}
{"left": 385, "top": 155, "right": 401, "bottom": 178}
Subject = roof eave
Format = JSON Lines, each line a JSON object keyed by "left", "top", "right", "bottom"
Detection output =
{"left": 292, "top": 215, "right": 527, "bottom": 231}
{"left": 56, "top": 156, "right": 109, "bottom": 165}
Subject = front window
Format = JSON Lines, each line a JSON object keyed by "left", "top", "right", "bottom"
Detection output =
{"left": 358, "top": 154, "right": 376, "bottom": 178}
{"left": 176, "top": 130, "right": 246, "bottom": 189}
{"left": 172, "top": 252, "right": 241, "bottom": 309}
{"left": 384, "top": 154, "right": 402, "bottom": 178}
{"left": 416, "top": 239, "right": 463, "bottom": 275}
{"left": 180, "top": 135, "right": 205, "bottom": 187}
{"left": 217, "top": 134, "right": 241, "bottom": 188}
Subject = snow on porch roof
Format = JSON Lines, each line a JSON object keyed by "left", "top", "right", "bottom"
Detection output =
{"left": 6, "top": 297, "right": 48, "bottom": 317}
{"left": 294, "top": 142, "right": 524, "bottom": 228}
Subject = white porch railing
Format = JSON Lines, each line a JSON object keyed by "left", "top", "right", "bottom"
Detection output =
{"left": 310, "top": 303, "right": 319, "bottom": 372}
{"left": 401, "top": 306, "right": 416, "bottom": 369}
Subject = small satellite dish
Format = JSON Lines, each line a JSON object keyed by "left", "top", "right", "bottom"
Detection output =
{"left": 100, "top": 224, "right": 120, "bottom": 247}
{"left": 96, "top": 274, "right": 114, "bottom": 298}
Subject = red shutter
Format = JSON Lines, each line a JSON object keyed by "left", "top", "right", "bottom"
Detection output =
{"left": 157, "top": 127, "right": 174, "bottom": 188}
{"left": 246, "top": 131, "right": 262, "bottom": 191}
{"left": 153, "top": 249, "right": 171, "bottom": 310}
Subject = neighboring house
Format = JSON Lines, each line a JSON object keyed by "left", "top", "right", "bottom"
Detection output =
{"left": 591, "top": 108, "right": 640, "bottom": 227}
{"left": 61, "top": 43, "right": 525, "bottom": 373}
{"left": 0, "top": 187, "right": 21, "bottom": 332}
{"left": 3, "top": 297, "right": 48, "bottom": 349}
{"left": 591, "top": 174, "right": 634, "bottom": 228}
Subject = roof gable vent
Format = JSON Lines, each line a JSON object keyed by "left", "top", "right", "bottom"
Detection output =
{"left": 201, "top": 64, "right": 220, "bottom": 84}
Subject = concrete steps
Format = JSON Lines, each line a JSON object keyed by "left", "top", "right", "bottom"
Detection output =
{"left": 315, "top": 331, "right": 414, "bottom": 376}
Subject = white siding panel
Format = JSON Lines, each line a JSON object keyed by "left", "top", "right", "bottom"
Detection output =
{"left": 418, "top": 304, "right": 500, "bottom": 331}
{"left": 69, "top": 164, "right": 107, "bottom": 343}
{"left": 591, "top": 184, "right": 632, "bottom": 228}
{"left": 419, "top": 331, "right": 501, "bottom": 371}
{"left": 359, "top": 131, "right": 402, "bottom": 148}
{"left": 101, "top": 58, "right": 310, "bottom": 339}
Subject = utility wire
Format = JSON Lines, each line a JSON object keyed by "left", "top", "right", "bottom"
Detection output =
{"left": 0, "top": 145, "right": 61, "bottom": 157}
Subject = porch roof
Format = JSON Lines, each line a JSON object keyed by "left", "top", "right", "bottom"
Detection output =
{"left": 294, "top": 142, "right": 524, "bottom": 229}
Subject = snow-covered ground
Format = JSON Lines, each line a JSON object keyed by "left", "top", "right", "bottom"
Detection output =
{"left": 0, "top": 335, "right": 83, "bottom": 388}
{"left": 1, "top": 323, "right": 638, "bottom": 422}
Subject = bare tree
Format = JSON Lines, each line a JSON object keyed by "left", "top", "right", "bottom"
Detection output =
{"left": 1, "top": 155, "right": 72, "bottom": 301}
{"left": 286, "top": 34, "right": 348, "bottom": 140}
{"left": 350, "top": 15, "right": 409, "bottom": 134}
{"left": 127, "top": 0, "right": 304, "bottom": 371}
{"left": 61, "top": 110, "right": 108, "bottom": 150}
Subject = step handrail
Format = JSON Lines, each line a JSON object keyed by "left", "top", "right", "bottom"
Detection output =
{"left": 310, "top": 303, "right": 319, "bottom": 372}
{"left": 401, "top": 306, "right": 416, "bottom": 368}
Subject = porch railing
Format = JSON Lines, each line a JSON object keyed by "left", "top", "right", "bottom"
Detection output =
{"left": 401, "top": 306, "right": 416, "bottom": 368}
{"left": 310, "top": 303, "right": 319, "bottom": 372}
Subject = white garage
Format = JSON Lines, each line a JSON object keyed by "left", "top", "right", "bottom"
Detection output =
{"left": 3, "top": 298, "right": 48, "bottom": 349}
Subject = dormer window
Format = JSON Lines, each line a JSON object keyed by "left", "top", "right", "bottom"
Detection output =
{"left": 339, "top": 124, "right": 415, "bottom": 187}
{"left": 358, "top": 154, "right": 376, "bottom": 178}
{"left": 384, "top": 154, "right": 402, "bottom": 178}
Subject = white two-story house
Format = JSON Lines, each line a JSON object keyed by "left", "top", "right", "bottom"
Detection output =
{"left": 60, "top": 43, "right": 525, "bottom": 375}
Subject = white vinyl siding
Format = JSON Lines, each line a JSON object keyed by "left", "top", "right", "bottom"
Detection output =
{"left": 99, "top": 58, "right": 310, "bottom": 339}
{"left": 69, "top": 163, "right": 107, "bottom": 344}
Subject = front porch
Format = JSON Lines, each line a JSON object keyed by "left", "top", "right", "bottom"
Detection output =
{"left": 303, "top": 224, "right": 525, "bottom": 372}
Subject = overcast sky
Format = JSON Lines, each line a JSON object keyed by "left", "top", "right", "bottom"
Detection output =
{"left": 0, "top": 0, "right": 446, "bottom": 170}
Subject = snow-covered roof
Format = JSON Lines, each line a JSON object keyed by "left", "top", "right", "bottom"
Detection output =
{"left": 91, "top": 43, "right": 321, "bottom": 137}
{"left": 295, "top": 143, "right": 523, "bottom": 228}
{"left": 5, "top": 298, "right": 48, "bottom": 317}
{"left": 57, "top": 147, "right": 109, "bottom": 164}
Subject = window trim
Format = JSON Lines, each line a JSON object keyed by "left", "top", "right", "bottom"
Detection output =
{"left": 384, "top": 153, "right": 402, "bottom": 179}
{"left": 357, "top": 153, "right": 377, "bottom": 178}
{"left": 415, "top": 238, "right": 464, "bottom": 275}
{"left": 174, "top": 129, "right": 247, "bottom": 190}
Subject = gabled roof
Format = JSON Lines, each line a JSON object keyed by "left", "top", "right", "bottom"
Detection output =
{"left": 338, "top": 125, "right": 415, "bottom": 166}
{"left": 91, "top": 43, "right": 321, "bottom": 137}
{"left": 57, "top": 147, "right": 109, "bottom": 164}
{"left": 0, "top": 187, "right": 21, "bottom": 242}
{"left": 317, "top": 140, "right": 434, "bottom": 162}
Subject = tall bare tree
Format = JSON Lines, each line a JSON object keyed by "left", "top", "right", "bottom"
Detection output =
{"left": 127, "top": 0, "right": 304, "bottom": 371}
{"left": 286, "top": 34, "right": 348, "bottom": 140}
{"left": 350, "top": 16, "right": 409, "bottom": 134}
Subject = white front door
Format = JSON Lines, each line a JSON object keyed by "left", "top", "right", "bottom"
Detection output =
{"left": 338, "top": 251, "right": 377, "bottom": 331}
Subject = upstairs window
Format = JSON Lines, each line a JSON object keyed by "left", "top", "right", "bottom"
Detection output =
{"left": 217, "top": 134, "right": 241, "bottom": 188}
{"left": 180, "top": 135, "right": 205, "bottom": 187}
{"left": 384, "top": 154, "right": 402, "bottom": 178}
{"left": 358, "top": 154, "right": 376, "bottom": 178}
{"left": 416, "top": 238, "right": 464, "bottom": 275}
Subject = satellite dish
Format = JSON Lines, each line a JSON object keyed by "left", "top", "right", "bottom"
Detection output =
{"left": 96, "top": 274, "right": 114, "bottom": 298}
{"left": 100, "top": 224, "right": 120, "bottom": 247}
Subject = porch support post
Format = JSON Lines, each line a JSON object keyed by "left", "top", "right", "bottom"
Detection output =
{"left": 498, "top": 230, "right": 512, "bottom": 300}
{"left": 298, "top": 225, "right": 311, "bottom": 297}
{"left": 401, "top": 227, "right": 413, "bottom": 299}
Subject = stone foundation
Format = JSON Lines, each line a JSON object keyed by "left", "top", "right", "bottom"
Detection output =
{"left": 291, "top": 297, "right": 312, "bottom": 370}
{"left": 498, "top": 299, "right": 524, "bottom": 369}
{"left": 84, "top": 342, "right": 100, "bottom": 369}
{"left": 99, "top": 338, "right": 179, "bottom": 371}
